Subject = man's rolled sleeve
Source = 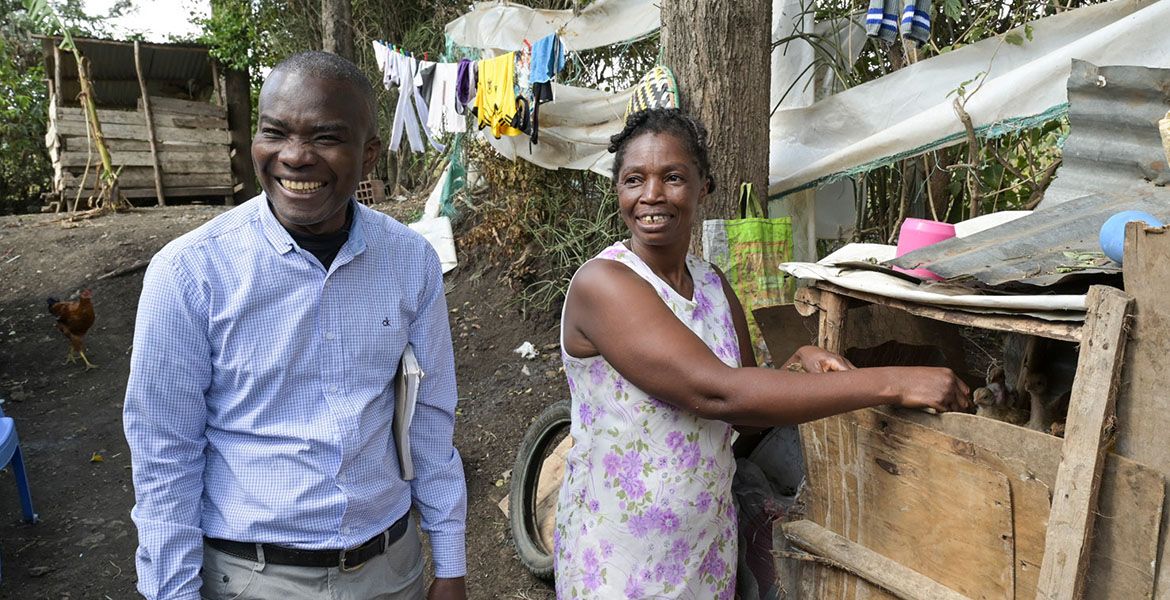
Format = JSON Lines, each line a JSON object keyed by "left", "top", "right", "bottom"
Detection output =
{"left": 124, "top": 254, "right": 213, "bottom": 599}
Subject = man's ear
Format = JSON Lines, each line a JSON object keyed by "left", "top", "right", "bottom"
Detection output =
{"left": 362, "top": 136, "right": 383, "bottom": 178}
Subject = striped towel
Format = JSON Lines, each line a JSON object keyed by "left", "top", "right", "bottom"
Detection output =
{"left": 866, "top": 0, "right": 932, "bottom": 46}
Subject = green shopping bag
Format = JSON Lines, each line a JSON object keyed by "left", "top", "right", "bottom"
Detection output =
{"left": 701, "top": 183, "right": 794, "bottom": 366}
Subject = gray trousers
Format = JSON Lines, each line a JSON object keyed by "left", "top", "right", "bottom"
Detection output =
{"left": 199, "top": 515, "right": 426, "bottom": 600}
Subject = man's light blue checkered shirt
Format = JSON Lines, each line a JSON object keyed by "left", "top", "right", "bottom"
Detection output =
{"left": 124, "top": 196, "right": 466, "bottom": 600}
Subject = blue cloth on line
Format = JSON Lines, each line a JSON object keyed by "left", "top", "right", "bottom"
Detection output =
{"left": 529, "top": 33, "right": 565, "bottom": 84}
{"left": 124, "top": 196, "right": 467, "bottom": 599}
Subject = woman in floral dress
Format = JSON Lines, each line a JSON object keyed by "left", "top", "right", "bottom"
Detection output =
{"left": 554, "top": 109, "right": 971, "bottom": 599}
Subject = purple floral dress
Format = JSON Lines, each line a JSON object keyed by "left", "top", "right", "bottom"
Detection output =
{"left": 554, "top": 242, "right": 741, "bottom": 599}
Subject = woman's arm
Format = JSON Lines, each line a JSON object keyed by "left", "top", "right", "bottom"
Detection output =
{"left": 563, "top": 260, "right": 970, "bottom": 428}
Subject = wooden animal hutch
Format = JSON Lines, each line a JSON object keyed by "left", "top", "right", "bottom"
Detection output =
{"left": 756, "top": 223, "right": 1169, "bottom": 599}
{"left": 38, "top": 36, "right": 255, "bottom": 208}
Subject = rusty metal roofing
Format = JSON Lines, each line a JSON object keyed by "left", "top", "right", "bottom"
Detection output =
{"left": 890, "top": 60, "right": 1170, "bottom": 289}
{"left": 38, "top": 36, "right": 215, "bottom": 109}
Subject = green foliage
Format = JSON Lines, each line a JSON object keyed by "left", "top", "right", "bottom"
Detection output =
{"left": 462, "top": 140, "right": 624, "bottom": 312}
{"left": 196, "top": 0, "right": 258, "bottom": 73}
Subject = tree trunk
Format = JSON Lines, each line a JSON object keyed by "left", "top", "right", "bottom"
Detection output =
{"left": 662, "top": 0, "right": 772, "bottom": 256}
{"left": 321, "top": 0, "right": 354, "bottom": 60}
{"left": 224, "top": 64, "right": 257, "bottom": 204}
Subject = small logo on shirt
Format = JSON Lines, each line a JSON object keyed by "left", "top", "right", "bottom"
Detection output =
{"left": 382, "top": 318, "right": 390, "bottom": 326}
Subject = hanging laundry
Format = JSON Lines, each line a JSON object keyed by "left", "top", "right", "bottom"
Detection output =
{"left": 372, "top": 41, "right": 445, "bottom": 154}
{"left": 528, "top": 33, "right": 566, "bottom": 145}
{"left": 428, "top": 62, "right": 467, "bottom": 134}
{"left": 529, "top": 33, "right": 565, "bottom": 85}
{"left": 866, "top": 0, "right": 932, "bottom": 46}
{"left": 509, "top": 41, "right": 536, "bottom": 135}
{"left": 417, "top": 61, "right": 438, "bottom": 106}
{"left": 455, "top": 58, "right": 476, "bottom": 115}
{"left": 476, "top": 52, "right": 523, "bottom": 139}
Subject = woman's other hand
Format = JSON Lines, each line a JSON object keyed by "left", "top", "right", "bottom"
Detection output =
{"left": 788, "top": 345, "right": 855, "bottom": 373}
{"left": 891, "top": 367, "right": 972, "bottom": 413}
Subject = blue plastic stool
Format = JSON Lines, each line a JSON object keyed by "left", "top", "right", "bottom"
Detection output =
{"left": 0, "top": 413, "right": 36, "bottom": 524}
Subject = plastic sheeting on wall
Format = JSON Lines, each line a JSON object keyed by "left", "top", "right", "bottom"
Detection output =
{"left": 447, "top": 0, "right": 1170, "bottom": 199}
{"left": 769, "top": 0, "right": 1170, "bottom": 196}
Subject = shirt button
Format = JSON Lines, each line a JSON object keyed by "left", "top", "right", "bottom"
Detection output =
{"left": 329, "top": 386, "right": 340, "bottom": 394}
{"left": 325, "top": 332, "right": 336, "bottom": 340}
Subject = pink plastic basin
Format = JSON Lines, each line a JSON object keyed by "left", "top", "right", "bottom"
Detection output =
{"left": 893, "top": 218, "right": 956, "bottom": 281}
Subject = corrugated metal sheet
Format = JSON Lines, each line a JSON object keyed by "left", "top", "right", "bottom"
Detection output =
{"left": 891, "top": 60, "right": 1170, "bottom": 288}
{"left": 39, "top": 36, "right": 215, "bottom": 108}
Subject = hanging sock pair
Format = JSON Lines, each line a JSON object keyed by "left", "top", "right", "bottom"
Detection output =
{"left": 865, "top": 0, "right": 932, "bottom": 46}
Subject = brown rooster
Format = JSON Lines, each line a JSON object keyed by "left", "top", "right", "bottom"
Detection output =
{"left": 47, "top": 289, "right": 96, "bottom": 370}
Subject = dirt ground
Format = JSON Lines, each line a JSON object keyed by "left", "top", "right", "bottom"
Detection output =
{"left": 0, "top": 203, "right": 564, "bottom": 599}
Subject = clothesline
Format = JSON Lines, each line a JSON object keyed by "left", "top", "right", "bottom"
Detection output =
{"left": 372, "top": 32, "right": 567, "bottom": 156}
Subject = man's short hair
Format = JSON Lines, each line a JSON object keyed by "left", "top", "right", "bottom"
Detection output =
{"left": 269, "top": 51, "right": 378, "bottom": 135}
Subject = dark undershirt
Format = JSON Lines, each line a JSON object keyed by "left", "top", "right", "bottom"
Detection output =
{"left": 280, "top": 203, "right": 353, "bottom": 270}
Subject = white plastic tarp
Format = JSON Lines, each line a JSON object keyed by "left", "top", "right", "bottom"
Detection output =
{"left": 770, "top": 0, "right": 1170, "bottom": 195}
{"left": 781, "top": 243, "right": 1087, "bottom": 320}
{"left": 447, "top": 0, "right": 1170, "bottom": 197}
{"left": 444, "top": 0, "right": 659, "bottom": 53}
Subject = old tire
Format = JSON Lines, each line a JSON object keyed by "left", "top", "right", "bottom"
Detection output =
{"left": 509, "top": 400, "right": 572, "bottom": 581}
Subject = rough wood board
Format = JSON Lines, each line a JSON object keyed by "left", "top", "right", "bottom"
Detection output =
{"left": 1037, "top": 286, "right": 1133, "bottom": 599}
{"left": 784, "top": 520, "right": 973, "bottom": 600}
{"left": 895, "top": 409, "right": 1164, "bottom": 599}
{"left": 753, "top": 303, "right": 817, "bottom": 364}
{"left": 56, "top": 107, "right": 227, "bottom": 130}
{"left": 811, "top": 281, "right": 1082, "bottom": 342}
{"left": 60, "top": 152, "right": 230, "bottom": 171}
{"left": 1116, "top": 224, "right": 1170, "bottom": 600}
{"left": 800, "top": 410, "right": 1016, "bottom": 599}
{"left": 141, "top": 95, "right": 228, "bottom": 119}
{"left": 62, "top": 170, "right": 233, "bottom": 189}
{"left": 855, "top": 409, "right": 1051, "bottom": 598}
{"left": 52, "top": 120, "right": 231, "bottom": 145}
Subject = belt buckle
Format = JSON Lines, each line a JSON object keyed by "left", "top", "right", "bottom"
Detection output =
{"left": 340, "top": 549, "right": 364, "bottom": 572}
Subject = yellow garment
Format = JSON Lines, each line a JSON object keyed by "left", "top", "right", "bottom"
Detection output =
{"left": 475, "top": 52, "right": 523, "bottom": 139}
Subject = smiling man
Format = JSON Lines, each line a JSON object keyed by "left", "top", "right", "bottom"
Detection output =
{"left": 124, "top": 52, "right": 467, "bottom": 600}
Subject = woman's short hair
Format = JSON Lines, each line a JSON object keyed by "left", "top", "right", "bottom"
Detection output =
{"left": 608, "top": 108, "right": 715, "bottom": 193}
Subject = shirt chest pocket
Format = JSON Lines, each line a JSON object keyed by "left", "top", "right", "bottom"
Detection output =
{"left": 345, "top": 310, "right": 409, "bottom": 383}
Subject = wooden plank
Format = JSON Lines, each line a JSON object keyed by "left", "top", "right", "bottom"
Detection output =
{"left": 122, "top": 186, "right": 232, "bottom": 198}
{"left": 61, "top": 136, "right": 228, "bottom": 153}
{"left": 1115, "top": 223, "right": 1170, "bottom": 599}
{"left": 753, "top": 304, "right": 817, "bottom": 365}
{"left": 784, "top": 520, "right": 973, "bottom": 600}
{"left": 134, "top": 40, "right": 166, "bottom": 206}
{"left": 861, "top": 409, "right": 1052, "bottom": 598}
{"left": 799, "top": 409, "right": 1016, "bottom": 599}
{"left": 895, "top": 409, "right": 1164, "bottom": 600}
{"left": 817, "top": 289, "right": 848, "bottom": 354}
{"left": 1037, "top": 285, "right": 1133, "bottom": 599}
{"left": 142, "top": 95, "right": 227, "bottom": 119}
{"left": 56, "top": 107, "right": 228, "bottom": 130}
{"left": 60, "top": 150, "right": 230, "bottom": 169}
{"left": 52, "top": 120, "right": 231, "bottom": 144}
{"left": 63, "top": 170, "right": 232, "bottom": 189}
{"left": 812, "top": 280, "right": 1082, "bottom": 343}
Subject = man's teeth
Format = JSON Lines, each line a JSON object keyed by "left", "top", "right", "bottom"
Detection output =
{"left": 280, "top": 179, "right": 324, "bottom": 192}
{"left": 639, "top": 215, "right": 669, "bottom": 224}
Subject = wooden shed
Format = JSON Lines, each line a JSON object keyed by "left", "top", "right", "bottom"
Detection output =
{"left": 38, "top": 36, "right": 255, "bottom": 208}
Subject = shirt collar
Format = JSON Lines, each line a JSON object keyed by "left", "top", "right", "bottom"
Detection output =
{"left": 256, "top": 194, "right": 367, "bottom": 258}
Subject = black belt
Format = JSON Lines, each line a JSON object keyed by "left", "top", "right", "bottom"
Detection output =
{"left": 205, "top": 513, "right": 409, "bottom": 571}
